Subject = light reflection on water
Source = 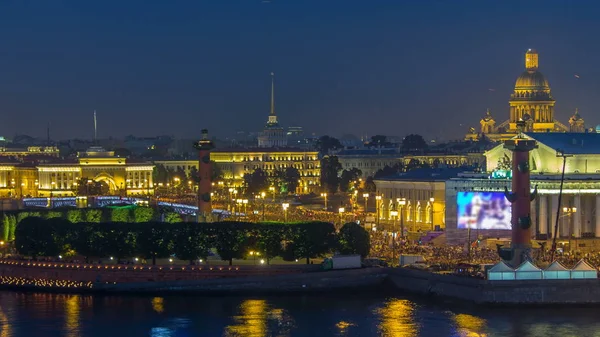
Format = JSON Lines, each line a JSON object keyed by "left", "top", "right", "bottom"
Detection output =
{"left": 0, "top": 292, "right": 599, "bottom": 336}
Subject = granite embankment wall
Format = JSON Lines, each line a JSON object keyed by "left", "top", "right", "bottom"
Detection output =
{"left": 388, "top": 267, "right": 600, "bottom": 304}
{"left": 0, "top": 259, "right": 388, "bottom": 294}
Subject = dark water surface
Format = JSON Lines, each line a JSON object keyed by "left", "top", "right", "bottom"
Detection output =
{"left": 0, "top": 290, "right": 598, "bottom": 337}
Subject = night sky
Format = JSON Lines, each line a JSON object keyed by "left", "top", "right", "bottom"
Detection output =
{"left": 1, "top": 1, "right": 599, "bottom": 141}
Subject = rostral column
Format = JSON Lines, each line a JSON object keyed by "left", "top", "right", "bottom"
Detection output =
{"left": 193, "top": 129, "right": 215, "bottom": 222}
{"left": 500, "top": 120, "right": 538, "bottom": 267}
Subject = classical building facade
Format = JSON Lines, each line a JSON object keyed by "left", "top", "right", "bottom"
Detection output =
{"left": 465, "top": 49, "right": 586, "bottom": 142}
{"left": 336, "top": 149, "right": 401, "bottom": 179}
{"left": 156, "top": 148, "right": 321, "bottom": 194}
{"left": 0, "top": 147, "right": 155, "bottom": 198}
{"left": 257, "top": 73, "right": 287, "bottom": 148}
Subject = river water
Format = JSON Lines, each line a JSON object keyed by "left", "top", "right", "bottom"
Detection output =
{"left": 0, "top": 290, "right": 597, "bottom": 337}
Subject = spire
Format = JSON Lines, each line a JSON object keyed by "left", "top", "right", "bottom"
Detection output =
{"left": 525, "top": 49, "right": 538, "bottom": 71}
{"left": 267, "top": 72, "right": 278, "bottom": 126}
{"left": 93, "top": 110, "right": 97, "bottom": 144}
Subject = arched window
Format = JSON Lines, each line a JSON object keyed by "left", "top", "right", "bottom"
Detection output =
{"left": 406, "top": 203, "right": 412, "bottom": 221}
{"left": 416, "top": 203, "right": 422, "bottom": 222}
{"left": 426, "top": 204, "right": 432, "bottom": 223}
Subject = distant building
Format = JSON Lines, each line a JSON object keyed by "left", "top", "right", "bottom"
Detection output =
{"left": 335, "top": 149, "right": 401, "bottom": 179}
{"left": 156, "top": 148, "right": 320, "bottom": 194}
{"left": 257, "top": 73, "right": 287, "bottom": 148}
{"left": 465, "top": 49, "right": 586, "bottom": 141}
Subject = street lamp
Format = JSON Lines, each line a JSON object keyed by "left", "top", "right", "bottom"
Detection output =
{"left": 269, "top": 186, "right": 275, "bottom": 201}
{"left": 563, "top": 206, "right": 577, "bottom": 251}
{"left": 320, "top": 192, "right": 328, "bottom": 211}
{"left": 339, "top": 207, "right": 345, "bottom": 227}
{"left": 397, "top": 198, "right": 406, "bottom": 238}
{"left": 363, "top": 193, "right": 369, "bottom": 213}
{"left": 282, "top": 203, "right": 289, "bottom": 222}
{"left": 260, "top": 191, "right": 266, "bottom": 221}
{"left": 242, "top": 199, "right": 248, "bottom": 219}
{"left": 375, "top": 195, "right": 382, "bottom": 226}
{"left": 390, "top": 210, "right": 399, "bottom": 266}
{"left": 429, "top": 197, "right": 435, "bottom": 231}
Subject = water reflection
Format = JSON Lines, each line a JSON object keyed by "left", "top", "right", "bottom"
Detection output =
{"left": 375, "top": 299, "right": 418, "bottom": 337}
{"left": 152, "top": 297, "right": 165, "bottom": 314}
{"left": 225, "top": 299, "right": 268, "bottom": 337}
{"left": 0, "top": 303, "right": 11, "bottom": 337}
{"left": 64, "top": 295, "right": 81, "bottom": 337}
{"left": 453, "top": 313, "right": 487, "bottom": 337}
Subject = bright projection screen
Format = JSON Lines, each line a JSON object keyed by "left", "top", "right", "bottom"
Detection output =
{"left": 457, "top": 192, "right": 511, "bottom": 230}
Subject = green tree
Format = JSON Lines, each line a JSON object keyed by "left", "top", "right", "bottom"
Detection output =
{"left": 15, "top": 217, "right": 60, "bottom": 258}
{"left": 291, "top": 221, "right": 336, "bottom": 264}
{"left": 7, "top": 215, "right": 17, "bottom": 241}
{"left": 66, "top": 210, "right": 84, "bottom": 223}
{"left": 496, "top": 153, "right": 512, "bottom": 171}
{"left": 283, "top": 167, "right": 301, "bottom": 194}
{"left": 373, "top": 164, "right": 403, "bottom": 179}
{"left": 314, "top": 135, "right": 343, "bottom": 155}
{"left": 337, "top": 222, "right": 371, "bottom": 257}
{"left": 367, "top": 135, "right": 391, "bottom": 148}
{"left": 153, "top": 164, "right": 169, "bottom": 184}
{"left": 401, "top": 134, "right": 428, "bottom": 153}
{"left": 85, "top": 209, "right": 103, "bottom": 223}
{"left": 100, "top": 223, "right": 137, "bottom": 262}
{"left": 211, "top": 161, "right": 224, "bottom": 182}
{"left": 73, "top": 222, "right": 105, "bottom": 262}
{"left": 45, "top": 211, "right": 63, "bottom": 219}
{"left": 339, "top": 168, "right": 362, "bottom": 193}
{"left": 189, "top": 166, "right": 200, "bottom": 184}
{"left": 255, "top": 223, "right": 285, "bottom": 264}
{"left": 136, "top": 222, "right": 174, "bottom": 265}
{"left": 320, "top": 156, "right": 342, "bottom": 194}
{"left": 213, "top": 222, "right": 250, "bottom": 266}
{"left": 134, "top": 207, "right": 155, "bottom": 223}
{"left": 111, "top": 208, "right": 131, "bottom": 222}
{"left": 1, "top": 215, "right": 10, "bottom": 241}
{"left": 245, "top": 168, "right": 270, "bottom": 195}
{"left": 163, "top": 212, "right": 182, "bottom": 223}
{"left": 173, "top": 223, "right": 211, "bottom": 264}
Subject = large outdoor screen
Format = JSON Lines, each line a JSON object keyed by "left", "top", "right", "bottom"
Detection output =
{"left": 457, "top": 192, "right": 511, "bottom": 230}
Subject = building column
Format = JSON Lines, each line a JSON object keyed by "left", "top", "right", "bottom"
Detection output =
{"left": 538, "top": 195, "right": 547, "bottom": 235}
{"left": 596, "top": 195, "right": 600, "bottom": 238}
{"left": 550, "top": 195, "right": 559, "bottom": 239}
{"left": 574, "top": 195, "right": 582, "bottom": 238}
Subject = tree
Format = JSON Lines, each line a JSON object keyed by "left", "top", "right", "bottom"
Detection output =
{"left": 320, "top": 156, "right": 342, "bottom": 194}
{"left": 283, "top": 167, "right": 301, "bottom": 194}
{"left": 364, "top": 176, "right": 376, "bottom": 193}
{"left": 76, "top": 178, "right": 107, "bottom": 196}
{"left": 339, "top": 168, "right": 362, "bottom": 193}
{"left": 401, "top": 134, "right": 428, "bottom": 153}
{"left": 73, "top": 222, "right": 105, "bottom": 262}
{"left": 373, "top": 164, "right": 402, "bottom": 179}
{"left": 314, "top": 135, "right": 343, "bottom": 155}
{"left": 136, "top": 222, "right": 174, "bottom": 265}
{"left": 290, "top": 221, "right": 336, "bottom": 264}
{"left": 173, "top": 223, "right": 211, "bottom": 264}
{"left": 163, "top": 212, "right": 182, "bottom": 223}
{"left": 101, "top": 222, "right": 137, "bottom": 262}
{"left": 134, "top": 207, "right": 155, "bottom": 223}
{"left": 111, "top": 208, "right": 131, "bottom": 223}
{"left": 245, "top": 168, "right": 270, "bottom": 195}
{"left": 213, "top": 222, "right": 250, "bottom": 266}
{"left": 406, "top": 159, "right": 423, "bottom": 171}
{"left": 496, "top": 154, "right": 512, "bottom": 171}
{"left": 15, "top": 217, "right": 60, "bottom": 258}
{"left": 1, "top": 215, "right": 10, "bottom": 241}
{"left": 255, "top": 223, "right": 285, "bottom": 264}
{"left": 85, "top": 209, "right": 103, "bottom": 223}
{"left": 189, "top": 166, "right": 200, "bottom": 184}
{"left": 211, "top": 161, "right": 224, "bottom": 182}
{"left": 153, "top": 164, "right": 169, "bottom": 184}
{"left": 367, "top": 135, "right": 391, "bottom": 148}
{"left": 66, "top": 210, "right": 84, "bottom": 224}
{"left": 337, "top": 222, "right": 371, "bottom": 257}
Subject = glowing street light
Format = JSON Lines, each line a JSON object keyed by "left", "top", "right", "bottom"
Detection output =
{"left": 321, "top": 192, "right": 328, "bottom": 210}
{"left": 363, "top": 193, "right": 369, "bottom": 213}
{"left": 339, "top": 207, "right": 345, "bottom": 227}
{"left": 282, "top": 203, "right": 289, "bottom": 222}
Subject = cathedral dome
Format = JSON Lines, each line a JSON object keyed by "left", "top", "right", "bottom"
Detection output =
{"left": 514, "top": 70, "right": 549, "bottom": 90}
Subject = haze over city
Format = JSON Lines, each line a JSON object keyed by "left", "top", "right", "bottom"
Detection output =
{"left": 2, "top": 0, "right": 600, "bottom": 141}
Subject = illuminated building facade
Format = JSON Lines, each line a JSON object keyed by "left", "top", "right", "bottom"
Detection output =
{"left": 0, "top": 146, "right": 59, "bottom": 158}
{"left": 336, "top": 149, "right": 401, "bottom": 179}
{"left": 465, "top": 49, "right": 586, "bottom": 141}
{"left": 2, "top": 147, "right": 156, "bottom": 198}
{"left": 156, "top": 148, "right": 321, "bottom": 193}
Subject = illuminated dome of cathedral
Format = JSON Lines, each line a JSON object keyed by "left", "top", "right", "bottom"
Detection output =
{"left": 514, "top": 70, "right": 550, "bottom": 90}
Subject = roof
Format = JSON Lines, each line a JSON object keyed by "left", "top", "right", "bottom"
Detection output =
{"left": 515, "top": 260, "right": 541, "bottom": 272}
{"left": 488, "top": 261, "right": 514, "bottom": 272}
{"left": 544, "top": 261, "right": 568, "bottom": 271}
{"left": 571, "top": 259, "right": 596, "bottom": 271}
{"left": 336, "top": 148, "right": 399, "bottom": 157}
{"left": 525, "top": 132, "right": 600, "bottom": 155}
{"left": 213, "top": 147, "right": 317, "bottom": 153}
{"left": 375, "top": 167, "right": 467, "bottom": 182}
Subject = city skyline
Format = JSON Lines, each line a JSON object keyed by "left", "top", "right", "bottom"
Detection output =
{"left": 1, "top": 1, "right": 599, "bottom": 140}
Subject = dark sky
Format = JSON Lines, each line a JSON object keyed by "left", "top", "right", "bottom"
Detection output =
{"left": 1, "top": 0, "right": 600, "bottom": 141}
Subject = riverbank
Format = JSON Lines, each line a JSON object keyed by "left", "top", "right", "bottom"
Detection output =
{"left": 3, "top": 259, "right": 600, "bottom": 305}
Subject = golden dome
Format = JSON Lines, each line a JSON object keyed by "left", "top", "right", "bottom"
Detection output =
{"left": 515, "top": 70, "right": 549, "bottom": 90}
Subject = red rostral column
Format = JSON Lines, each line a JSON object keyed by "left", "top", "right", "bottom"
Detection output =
{"left": 193, "top": 129, "right": 215, "bottom": 221}
{"left": 501, "top": 120, "right": 538, "bottom": 267}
